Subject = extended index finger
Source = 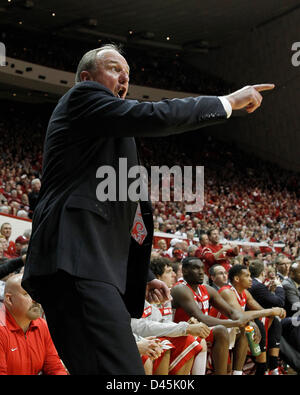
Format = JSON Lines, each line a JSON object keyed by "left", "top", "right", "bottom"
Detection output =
{"left": 252, "top": 83, "right": 275, "bottom": 92}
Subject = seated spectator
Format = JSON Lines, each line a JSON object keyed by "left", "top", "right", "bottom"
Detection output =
{"left": 264, "top": 264, "right": 277, "bottom": 287}
{"left": 275, "top": 255, "right": 291, "bottom": 282}
{"left": 131, "top": 257, "right": 209, "bottom": 375}
{"left": 0, "top": 237, "right": 12, "bottom": 259}
{"left": 16, "top": 209, "right": 29, "bottom": 218}
{"left": 282, "top": 261, "right": 300, "bottom": 317}
{"left": 0, "top": 206, "right": 10, "bottom": 215}
{"left": 249, "top": 260, "right": 285, "bottom": 308}
{"left": 172, "top": 248, "right": 185, "bottom": 263}
{"left": 171, "top": 257, "right": 255, "bottom": 375}
{"left": 9, "top": 236, "right": 29, "bottom": 259}
{"left": 166, "top": 238, "right": 181, "bottom": 258}
{"left": 243, "top": 255, "right": 252, "bottom": 268}
{"left": 157, "top": 239, "right": 170, "bottom": 258}
{"left": 248, "top": 260, "right": 285, "bottom": 374}
{"left": 209, "top": 264, "right": 228, "bottom": 290}
{"left": 186, "top": 230, "right": 196, "bottom": 246}
{"left": 0, "top": 223, "right": 15, "bottom": 257}
{"left": 195, "top": 233, "right": 209, "bottom": 259}
{"left": 254, "top": 250, "right": 264, "bottom": 260}
{"left": 281, "top": 262, "right": 300, "bottom": 356}
{"left": 201, "top": 228, "right": 239, "bottom": 274}
{"left": 174, "top": 224, "right": 187, "bottom": 239}
{"left": 0, "top": 274, "right": 67, "bottom": 375}
{"left": 28, "top": 178, "right": 41, "bottom": 219}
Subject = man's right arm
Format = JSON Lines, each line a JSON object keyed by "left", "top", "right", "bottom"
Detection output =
{"left": 0, "top": 256, "right": 25, "bottom": 280}
{"left": 68, "top": 81, "right": 228, "bottom": 139}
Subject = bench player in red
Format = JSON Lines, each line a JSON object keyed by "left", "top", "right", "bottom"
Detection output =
{"left": 171, "top": 257, "right": 253, "bottom": 374}
{"left": 209, "top": 264, "right": 286, "bottom": 375}
{"left": 132, "top": 257, "right": 210, "bottom": 375}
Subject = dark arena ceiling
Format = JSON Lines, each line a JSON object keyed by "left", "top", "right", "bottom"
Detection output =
{"left": 1, "top": 0, "right": 300, "bottom": 53}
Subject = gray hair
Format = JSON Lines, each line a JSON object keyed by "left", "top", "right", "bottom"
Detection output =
{"left": 31, "top": 178, "right": 41, "bottom": 186}
{"left": 75, "top": 43, "right": 123, "bottom": 84}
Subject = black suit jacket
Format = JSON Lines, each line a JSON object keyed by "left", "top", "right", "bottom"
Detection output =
{"left": 248, "top": 278, "right": 285, "bottom": 308}
{"left": 22, "top": 81, "right": 227, "bottom": 317}
{"left": 28, "top": 191, "right": 40, "bottom": 219}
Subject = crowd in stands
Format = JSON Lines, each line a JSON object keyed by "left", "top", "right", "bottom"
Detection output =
{"left": 139, "top": 135, "right": 300, "bottom": 261}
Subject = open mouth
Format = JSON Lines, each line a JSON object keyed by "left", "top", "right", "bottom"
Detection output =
{"left": 117, "top": 87, "right": 126, "bottom": 99}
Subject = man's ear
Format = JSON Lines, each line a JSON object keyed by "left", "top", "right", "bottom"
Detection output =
{"left": 80, "top": 71, "right": 93, "bottom": 82}
{"left": 4, "top": 293, "right": 13, "bottom": 308}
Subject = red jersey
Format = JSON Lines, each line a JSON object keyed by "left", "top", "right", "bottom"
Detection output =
{"left": 209, "top": 284, "right": 247, "bottom": 319}
{"left": 0, "top": 307, "right": 67, "bottom": 375}
{"left": 6, "top": 241, "right": 16, "bottom": 257}
{"left": 173, "top": 280, "right": 210, "bottom": 323}
{"left": 194, "top": 247, "right": 204, "bottom": 259}
{"left": 201, "top": 244, "right": 237, "bottom": 274}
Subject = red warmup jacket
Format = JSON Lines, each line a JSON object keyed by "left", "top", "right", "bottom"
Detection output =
{"left": 0, "top": 307, "right": 67, "bottom": 375}
{"left": 201, "top": 243, "right": 237, "bottom": 273}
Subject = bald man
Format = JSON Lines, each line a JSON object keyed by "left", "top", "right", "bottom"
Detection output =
{"left": 0, "top": 274, "right": 67, "bottom": 375}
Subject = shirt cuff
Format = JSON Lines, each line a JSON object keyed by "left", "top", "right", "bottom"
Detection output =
{"left": 218, "top": 96, "right": 232, "bottom": 119}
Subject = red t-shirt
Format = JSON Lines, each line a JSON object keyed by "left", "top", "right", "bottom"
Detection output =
{"left": 0, "top": 307, "right": 67, "bottom": 375}
{"left": 201, "top": 244, "right": 237, "bottom": 274}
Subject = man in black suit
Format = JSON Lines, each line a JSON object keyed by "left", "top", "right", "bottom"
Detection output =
{"left": 249, "top": 260, "right": 285, "bottom": 309}
{"left": 248, "top": 260, "right": 285, "bottom": 374}
{"left": 22, "top": 44, "right": 275, "bottom": 374}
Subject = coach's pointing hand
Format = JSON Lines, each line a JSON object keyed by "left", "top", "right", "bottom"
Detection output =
{"left": 224, "top": 84, "right": 275, "bottom": 113}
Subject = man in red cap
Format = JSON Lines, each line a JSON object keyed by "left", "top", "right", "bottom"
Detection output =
{"left": 10, "top": 236, "right": 28, "bottom": 259}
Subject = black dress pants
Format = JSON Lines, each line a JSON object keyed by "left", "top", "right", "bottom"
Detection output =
{"left": 255, "top": 316, "right": 281, "bottom": 352}
{"left": 33, "top": 270, "right": 145, "bottom": 375}
{"left": 282, "top": 316, "right": 300, "bottom": 354}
